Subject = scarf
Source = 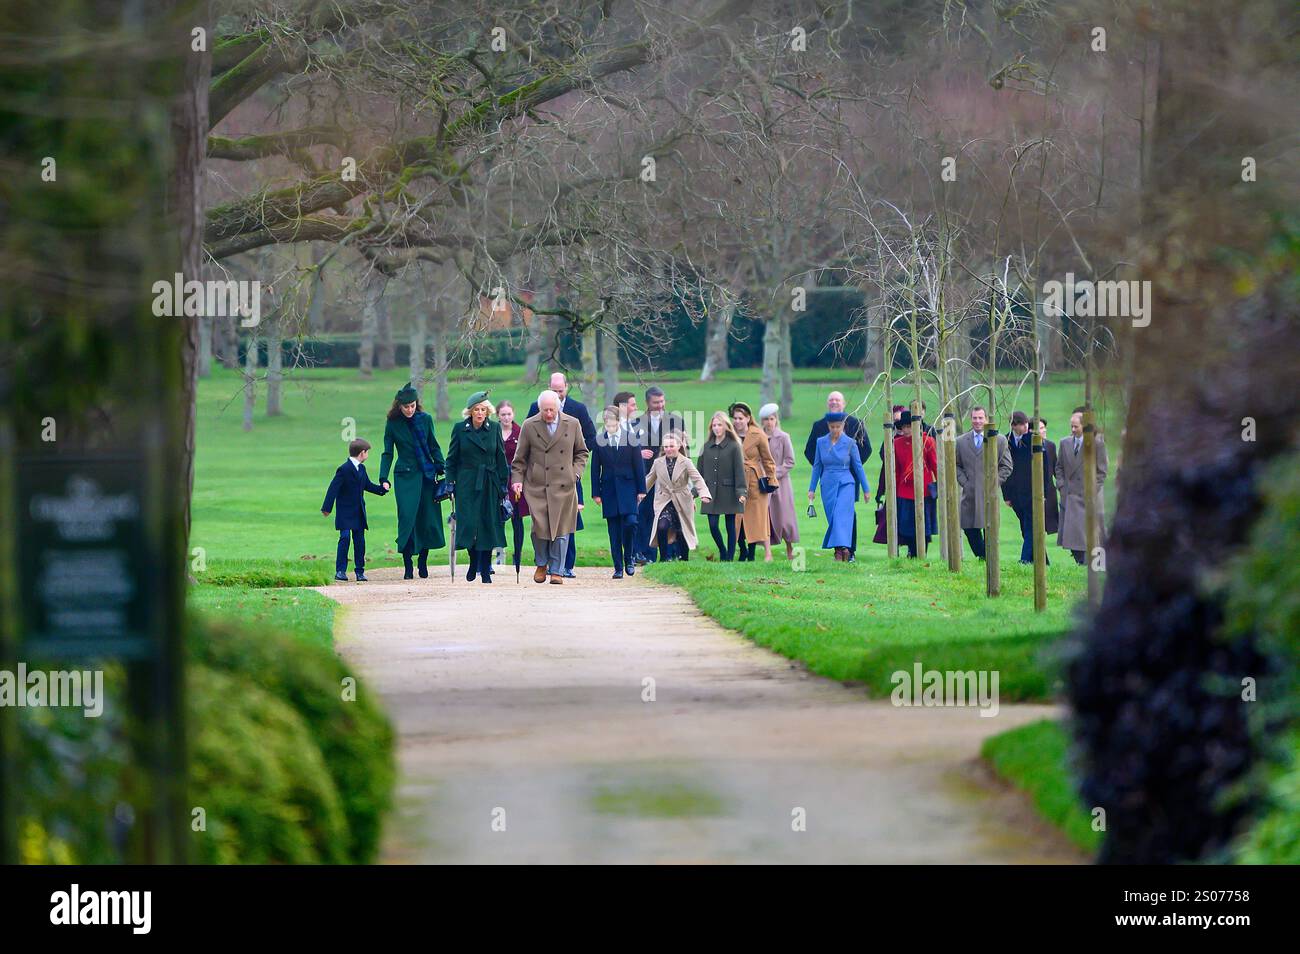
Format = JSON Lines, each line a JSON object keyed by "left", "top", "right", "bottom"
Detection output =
{"left": 406, "top": 413, "right": 438, "bottom": 480}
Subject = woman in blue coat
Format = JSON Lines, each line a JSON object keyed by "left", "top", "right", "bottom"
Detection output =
{"left": 808, "top": 412, "right": 871, "bottom": 562}
{"left": 590, "top": 405, "right": 647, "bottom": 578}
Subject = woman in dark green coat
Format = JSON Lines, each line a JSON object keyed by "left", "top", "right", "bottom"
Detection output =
{"left": 446, "top": 390, "right": 509, "bottom": 584}
{"left": 378, "top": 382, "right": 446, "bottom": 579}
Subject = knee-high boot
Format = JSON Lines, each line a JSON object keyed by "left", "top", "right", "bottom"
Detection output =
{"left": 418, "top": 548, "right": 429, "bottom": 578}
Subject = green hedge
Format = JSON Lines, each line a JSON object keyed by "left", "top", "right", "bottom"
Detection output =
{"left": 189, "top": 663, "right": 350, "bottom": 864}
{"left": 188, "top": 613, "right": 395, "bottom": 863}
{"left": 1228, "top": 453, "right": 1300, "bottom": 863}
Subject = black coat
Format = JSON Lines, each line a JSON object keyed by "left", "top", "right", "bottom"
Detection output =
{"left": 322, "top": 460, "right": 385, "bottom": 531}
{"left": 629, "top": 410, "right": 686, "bottom": 459}
{"left": 804, "top": 414, "right": 871, "bottom": 466}
{"left": 590, "top": 429, "right": 647, "bottom": 518}
{"left": 1002, "top": 431, "right": 1061, "bottom": 534}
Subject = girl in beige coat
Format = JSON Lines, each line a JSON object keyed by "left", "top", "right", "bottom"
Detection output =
{"left": 730, "top": 402, "right": 777, "bottom": 562}
{"left": 645, "top": 431, "right": 712, "bottom": 561}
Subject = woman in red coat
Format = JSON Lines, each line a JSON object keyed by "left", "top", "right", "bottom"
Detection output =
{"left": 498, "top": 399, "right": 529, "bottom": 571}
{"left": 893, "top": 410, "right": 938, "bottom": 558}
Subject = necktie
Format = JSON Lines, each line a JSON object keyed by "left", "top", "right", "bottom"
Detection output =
{"left": 974, "top": 434, "right": 982, "bottom": 450}
{"left": 1075, "top": 437, "right": 1081, "bottom": 454}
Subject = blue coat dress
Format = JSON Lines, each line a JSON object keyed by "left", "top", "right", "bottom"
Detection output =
{"left": 809, "top": 434, "right": 870, "bottom": 549}
{"left": 590, "top": 428, "right": 647, "bottom": 519}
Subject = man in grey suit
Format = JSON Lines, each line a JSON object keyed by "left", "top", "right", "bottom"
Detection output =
{"left": 1056, "top": 410, "right": 1108, "bottom": 565}
{"left": 954, "top": 405, "right": 1013, "bottom": 559}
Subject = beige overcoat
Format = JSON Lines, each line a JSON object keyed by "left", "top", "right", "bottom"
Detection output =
{"left": 1055, "top": 433, "right": 1108, "bottom": 551}
{"left": 510, "top": 412, "right": 589, "bottom": 540}
{"left": 738, "top": 426, "right": 777, "bottom": 542}
{"left": 645, "top": 455, "right": 712, "bottom": 550}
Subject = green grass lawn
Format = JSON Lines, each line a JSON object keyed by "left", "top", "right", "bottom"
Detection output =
{"left": 188, "top": 584, "right": 337, "bottom": 650}
{"left": 981, "top": 719, "right": 1101, "bottom": 856}
{"left": 193, "top": 362, "right": 1119, "bottom": 584}
{"left": 645, "top": 555, "right": 1082, "bottom": 701}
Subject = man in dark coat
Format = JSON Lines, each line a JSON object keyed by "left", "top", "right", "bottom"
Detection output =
{"left": 804, "top": 390, "right": 871, "bottom": 559}
{"left": 629, "top": 385, "right": 685, "bottom": 564}
{"left": 1002, "top": 410, "right": 1050, "bottom": 565}
{"left": 322, "top": 437, "right": 387, "bottom": 581}
{"left": 590, "top": 407, "right": 647, "bottom": 578}
{"left": 529, "top": 371, "right": 597, "bottom": 577}
{"left": 1039, "top": 418, "right": 1061, "bottom": 535}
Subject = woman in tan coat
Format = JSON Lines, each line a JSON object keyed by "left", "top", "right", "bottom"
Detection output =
{"left": 730, "top": 402, "right": 777, "bottom": 562}
{"left": 645, "top": 431, "right": 712, "bottom": 561}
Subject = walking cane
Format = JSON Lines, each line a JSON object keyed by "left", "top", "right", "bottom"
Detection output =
{"left": 447, "top": 498, "right": 457, "bottom": 581}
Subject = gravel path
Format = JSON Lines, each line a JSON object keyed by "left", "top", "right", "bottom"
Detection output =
{"left": 319, "top": 565, "right": 1082, "bottom": 864}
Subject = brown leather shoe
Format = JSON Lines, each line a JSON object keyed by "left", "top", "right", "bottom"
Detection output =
{"left": 549, "top": 574, "right": 563, "bottom": 584}
{"left": 533, "top": 566, "right": 548, "bottom": 583}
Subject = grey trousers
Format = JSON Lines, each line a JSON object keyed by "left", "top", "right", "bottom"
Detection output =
{"left": 532, "top": 534, "right": 569, "bottom": 575}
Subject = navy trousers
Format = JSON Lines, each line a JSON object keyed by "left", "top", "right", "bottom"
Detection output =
{"left": 606, "top": 515, "right": 636, "bottom": 569}
{"left": 634, "top": 493, "right": 656, "bottom": 562}
{"left": 336, "top": 529, "right": 365, "bottom": 574}
{"left": 963, "top": 527, "right": 985, "bottom": 559}
{"left": 1012, "top": 503, "right": 1049, "bottom": 564}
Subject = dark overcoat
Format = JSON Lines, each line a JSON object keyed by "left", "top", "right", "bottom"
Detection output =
{"left": 378, "top": 411, "right": 446, "bottom": 551}
{"left": 697, "top": 437, "right": 747, "bottom": 514}
{"left": 447, "top": 417, "right": 509, "bottom": 551}
{"left": 1002, "top": 431, "right": 1061, "bottom": 535}
{"left": 322, "top": 460, "right": 385, "bottom": 531}
{"left": 590, "top": 427, "right": 647, "bottom": 518}
{"left": 804, "top": 414, "right": 871, "bottom": 466}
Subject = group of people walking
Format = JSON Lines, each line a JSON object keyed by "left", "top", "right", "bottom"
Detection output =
{"left": 321, "top": 375, "right": 1107, "bottom": 582}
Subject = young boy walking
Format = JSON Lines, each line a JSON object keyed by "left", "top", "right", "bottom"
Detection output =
{"left": 322, "top": 438, "right": 387, "bottom": 581}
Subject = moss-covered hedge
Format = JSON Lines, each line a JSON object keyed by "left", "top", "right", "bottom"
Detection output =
{"left": 188, "top": 614, "right": 395, "bottom": 863}
{"left": 1228, "top": 453, "right": 1300, "bottom": 863}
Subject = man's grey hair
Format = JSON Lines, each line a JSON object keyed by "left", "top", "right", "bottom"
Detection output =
{"left": 645, "top": 385, "right": 665, "bottom": 403}
{"left": 537, "top": 389, "right": 561, "bottom": 410}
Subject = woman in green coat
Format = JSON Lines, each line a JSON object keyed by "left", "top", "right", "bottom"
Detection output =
{"left": 378, "top": 382, "right": 446, "bottom": 579}
{"left": 446, "top": 391, "right": 509, "bottom": 584}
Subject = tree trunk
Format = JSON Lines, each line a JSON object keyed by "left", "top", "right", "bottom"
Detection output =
{"left": 778, "top": 316, "right": 794, "bottom": 419}
{"left": 197, "top": 317, "right": 212, "bottom": 377}
{"left": 409, "top": 309, "right": 428, "bottom": 400}
{"left": 701, "top": 299, "right": 733, "bottom": 380}
{"left": 432, "top": 312, "right": 451, "bottom": 422}
{"left": 600, "top": 319, "right": 620, "bottom": 408}
{"left": 242, "top": 335, "right": 258, "bottom": 431}
{"left": 759, "top": 317, "right": 781, "bottom": 408}
{"left": 217, "top": 314, "right": 239, "bottom": 368}
{"left": 524, "top": 282, "right": 555, "bottom": 384}
{"left": 376, "top": 292, "right": 395, "bottom": 371}
{"left": 265, "top": 323, "right": 283, "bottom": 416}
{"left": 358, "top": 272, "right": 382, "bottom": 377}
{"left": 580, "top": 322, "right": 599, "bottom": 408}
{"left": 1068, "top": 0, "right": 1295, "bottom": 863}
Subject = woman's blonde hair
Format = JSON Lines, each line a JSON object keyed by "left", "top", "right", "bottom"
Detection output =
{"left": 461, "top": 399, "right": 495, "bottom": 419}
{"left": 708, "top": 411, "right": 740, "bottom": 445}
{"left": 663, "top": 429, "right": 688, "bottom": 453}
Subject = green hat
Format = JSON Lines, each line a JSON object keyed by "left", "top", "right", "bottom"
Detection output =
{"left": 395, "top": 381, "right": 419, "bottom": 404}
{"left": 728, "top": 401, "right": 754, "bottom": 420}
{"left": 465, "top": 389, "right": 490, "bottom": 410}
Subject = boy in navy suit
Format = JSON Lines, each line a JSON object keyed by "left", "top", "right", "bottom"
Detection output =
{"left": 322, "top": 438, "right": 387, "bottom": 581}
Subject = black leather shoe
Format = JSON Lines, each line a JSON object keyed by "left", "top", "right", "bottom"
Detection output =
{"left": 625, "top": 564, "right": 635, "bottom": 576}
{"left": 334, "top": 571, "right": 348, "bottom": 581}
{"left": 613, "top": 569, "right": 623, "bottom": 579}
{"left": 355, "top": 571, "right": 368, "bottom": 581}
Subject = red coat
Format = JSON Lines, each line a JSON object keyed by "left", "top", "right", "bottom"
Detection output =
{"left": 893, "top": 433, "right": 937, "bottom": 500}
{"left": 502, "top": 422, "right": 529, "bottom": 517}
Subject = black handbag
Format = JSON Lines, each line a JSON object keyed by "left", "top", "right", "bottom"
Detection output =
{"left": 758, "top": 476, "right": 777, "bottom": 495}
{"left": 499, "top": 494, "right": 514, "bottom": 522}
{"left": 432, "top": 476, "right": 453, "bottom": 501}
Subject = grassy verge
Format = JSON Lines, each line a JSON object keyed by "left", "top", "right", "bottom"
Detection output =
{"left": 645, "top": 557, "right": 1080, "bottom": 701}
{"left": 980, "top": 719, "right": 1101, "bottom": 856}
{"left": 189, "top": 583, "right": 337, "bottom": 649}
